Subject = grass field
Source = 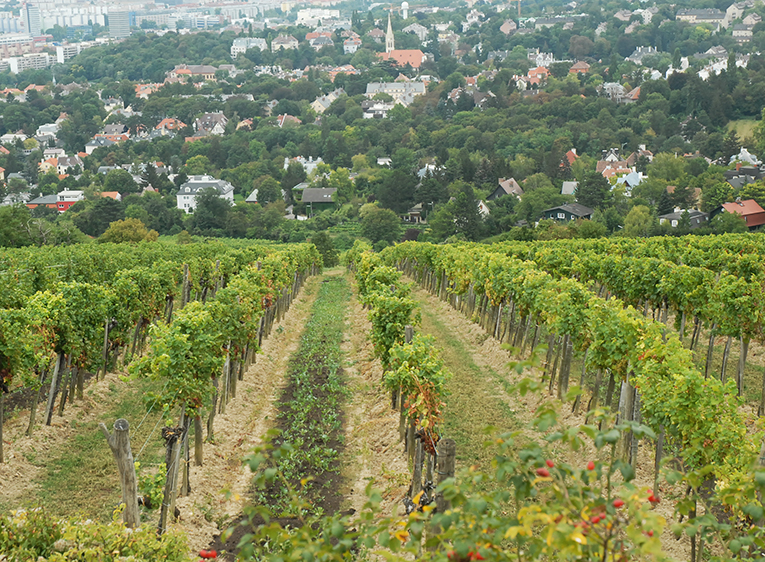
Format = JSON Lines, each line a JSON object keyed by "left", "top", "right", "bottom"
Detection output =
{"left": 727, "top": 119, "right": 758, "bottom": 140}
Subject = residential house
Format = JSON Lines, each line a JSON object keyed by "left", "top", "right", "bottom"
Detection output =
{"left": 362, "top": 100, "right": 395, "bottom": 119}
{"left": 624, "top": 86, "right": 641, "bottom": 103}
{"left": 365, "top": 81, "right": 426, "bottom": 106}
{"left": 343, "top": 37, "right": 362, "bottom": 54}
{"left": 613, "top": 9, "right": 633, "bottom": 21}
{"left": 103, "top": 124, "right": 128, "bottom": 136}
{"left": 100, "top": 191, "right": 122, "bottom": 201}
{"left": 168, "top": 64, "right": 218, "bottom": 81}
{"left": 542, "top": 203, "right": 594, "bottom": 221}
{"left": 39, "top": 157, "right": 57, "bottom": 174}
{"left": 194, "top": 113, "right": 228, "bottom": 135}
{"left": 57, "top": 155, "right": 82, "bottom": 175}
{"left": 155, "top": 118, "right": 186, "bottom": 135}
{"left": 488, "top": 177, "right": 523, "bottom": 200}
{"left": 403, "top": 23, "right": 428, "bottom": 42}
{"left": 135, "top": 83, "right": 161, "bottom": 99}
{"left": 733, "top": 24, "right": 753, "bottom": 43}
{"left": 527, "top": 66, "right": 550, "bottom": 86}
{"left": 675, "top": 8, "right": 725, "bottom": 28}
{"left": 569, "top": 61, "right": 590, "bottom": 74}
{"left": 85, "top": 137, "right": 115, "bottom": 155}
{"left": 713, "top": 199, "right": 765, "bottom": 229}
{"left": 500, "top": 20, "right": 517, "bottom": 35}
{"left": 271, "top": 35, "right": 299, "bottom": 52}
{"left": 626, "top": 145, "right": 654, "bottom": 165}
{"left": 56, "top": 188, "right": 84, "bottom": 212}
{"left": 285, "top": 156, "right": 324, "bottom": 176}
{"left": 231, "top": 37, "right": 267, "bottom": 58}
{"left": 743, "top": 13, "right": 761, "bottom": 26}
{"left": 367, "top": 28, "right": 385, "bottom": 43}
{"left": 724, "top": 166, "right": 764, "bottom": 188}
{"left": 309, "top": 36, "right": 334, "bottom": 51}
{"left": 561, "top": 181, "right": 578, "bottom": 195}
{"left": 659, "top": 209, "right": 709, "bottom": 229}
{"left": 26, "top": 194, "right": 58, "bottom": 211}
{"left": 311, "top": 88, "right": 345, "bottom": 114}
{"left": 276, "top": 114, "right": 302, "bottom": 128}
{"left": 477, "top": 200, "right": 490, "bottom": 217}
{"left": 301, "top": 187, "right": 337, "bottom": 215}
{"left": 626, "top": 46, "right": 658, "bottom": 64}
{"left": 600, "top": 82, "right": 627, "bottom": 102}
{"left": 176, "top": 175, "right": 235, "bottom": 213}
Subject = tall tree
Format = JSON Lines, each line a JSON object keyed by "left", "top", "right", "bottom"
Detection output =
{"left": 575, "top": 172, "right": 610, "bottom": 209}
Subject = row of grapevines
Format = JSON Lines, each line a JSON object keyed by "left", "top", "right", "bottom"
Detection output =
{"left": 380, "top": 242, "right": 755, "bottom": 483}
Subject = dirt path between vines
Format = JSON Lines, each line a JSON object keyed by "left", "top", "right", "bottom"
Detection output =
{"left": 410, "top": 285, "right": 691, "bottom": 561}
{"left": 339, "top": 271, "right": 410, "bottom": 519}
{"left": 170, "top": 274, "right": 323, "bottom": 553}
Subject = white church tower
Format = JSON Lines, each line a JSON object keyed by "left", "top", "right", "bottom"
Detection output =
{"left": 385, "top": 12, "right": 395, "bottom": 53}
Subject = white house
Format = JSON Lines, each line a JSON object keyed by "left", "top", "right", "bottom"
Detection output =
{"left": 176, "top": 175, "right": 235, "bottom": 213}
{"left": 231, "top": 37, "right": 268, "bottom": 58}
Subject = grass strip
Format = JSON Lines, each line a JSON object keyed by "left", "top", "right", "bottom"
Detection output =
{"left": 417, "top": 297, "right": 522, "bottom": 473}
{"left": 32, "top": 378, "right": 165, "bottom": 521}
{"left": 259, "top": 275, "right": 350, "bottom": 515}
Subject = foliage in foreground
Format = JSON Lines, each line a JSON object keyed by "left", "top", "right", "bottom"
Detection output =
{"left": 0, "top": 507, "right": 189, "bottom": 561}
{"left": 223, "top": 346, "right": 765, "bottom": 562}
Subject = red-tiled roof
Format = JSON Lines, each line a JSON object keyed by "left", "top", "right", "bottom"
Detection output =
{"left": 721, "top": 199, "right": 765, "bottom": 228}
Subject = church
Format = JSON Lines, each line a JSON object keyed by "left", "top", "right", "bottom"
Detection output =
{"left": 378, "top": 12, "right": 427, "bottom": 69}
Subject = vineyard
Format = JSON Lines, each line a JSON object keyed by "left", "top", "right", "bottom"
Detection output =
{"left": 2, "top": 235, "right": 765, "bottom": 561}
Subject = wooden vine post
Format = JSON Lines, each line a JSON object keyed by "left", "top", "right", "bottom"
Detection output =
{"left": 434, "top": 438, "right": 456, "bottom": 513}
{"left": 158, "top": 419, "right": 186, "bottom": 536}
{"left": 99, "top": 418, "right": 140, "bottom": 528}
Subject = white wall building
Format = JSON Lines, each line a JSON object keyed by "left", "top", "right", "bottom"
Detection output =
{"left": 231, "top": 37, "right": 268, "bottom": 58}
{"left": 176, "top": 175, "right": 235, "bottom": 213}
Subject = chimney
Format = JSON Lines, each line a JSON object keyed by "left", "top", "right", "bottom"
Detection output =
{"left": 736, "top": 162, "right": 742, "bottom": 171}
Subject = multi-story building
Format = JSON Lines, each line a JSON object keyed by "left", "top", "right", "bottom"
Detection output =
{"left": 109, "top": 10, "right": 130, "bottom": 39}
{"left": 8, "top": 52, "right": 51, "bottom": 74}
{"left": 23, "top": 3, "right": 42, "bottom": 36}
{"left": 231, "top": 37, "right": 268, "bottom": 58}
{"left": 176, "top": 175, "right": 235, "bottom": 213}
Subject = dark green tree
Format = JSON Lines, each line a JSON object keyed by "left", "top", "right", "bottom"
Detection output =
{"left": 190, "top": 187, "right": 230, "bottom": 235}
{"left": 311, "top": 231, "right": 338, "bottom": 267}
{"left": 575, "top": 172, "right": 610, "bottom": 209}
{"left": 361, "top": 205, "right": 402, "bottom": 245}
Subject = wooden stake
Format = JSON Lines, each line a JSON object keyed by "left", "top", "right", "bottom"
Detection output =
{"left": 434, "top": 438, "right": 456, "bottom": 514}
{"left": 44, "top": 353, "right": 63, "bottom": 426}
{"left": 99, "top": 418, "right": 140, "bottom": 528}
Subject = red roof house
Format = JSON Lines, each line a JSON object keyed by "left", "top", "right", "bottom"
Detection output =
{"left": 719, "top": 199, "right": 765, "bottom": 229}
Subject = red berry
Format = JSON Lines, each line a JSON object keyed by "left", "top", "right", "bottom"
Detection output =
{"left": 648, "top": 495, "right": 660, "bottom": 504}
{"left": 647, "top": 530, "right": 654, "bottom": 537}
{"left": 587, "top": 461, "right": 595, "bottom": 471}
{"left": 546, "top": 459, "right": 555, "bottom": 468}
{"left": 591, "top": 515, "right": 600, "bottom": 524}
{"left": 613, "top": 499, "right": 625, "bottom": 508}
{"left": 536, "top": 468, "right": 550, "bottom": 477}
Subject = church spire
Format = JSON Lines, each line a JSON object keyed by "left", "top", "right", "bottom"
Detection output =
{"left": 385, "top": 11, "right": 395, "bottom": 53}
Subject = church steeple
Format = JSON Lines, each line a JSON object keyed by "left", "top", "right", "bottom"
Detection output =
{"left": 385, "top": 11, "right": 395, "bottom": 53}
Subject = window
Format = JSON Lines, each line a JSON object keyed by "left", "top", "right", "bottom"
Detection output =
{"left": 671, "top": 220, "right": 678, "bottom": 227}
{"left": 557, "top": 212, "right": 566, "bottom": 219}
{"left": 185, "top": 187, "right": 190, "bottom": 192}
